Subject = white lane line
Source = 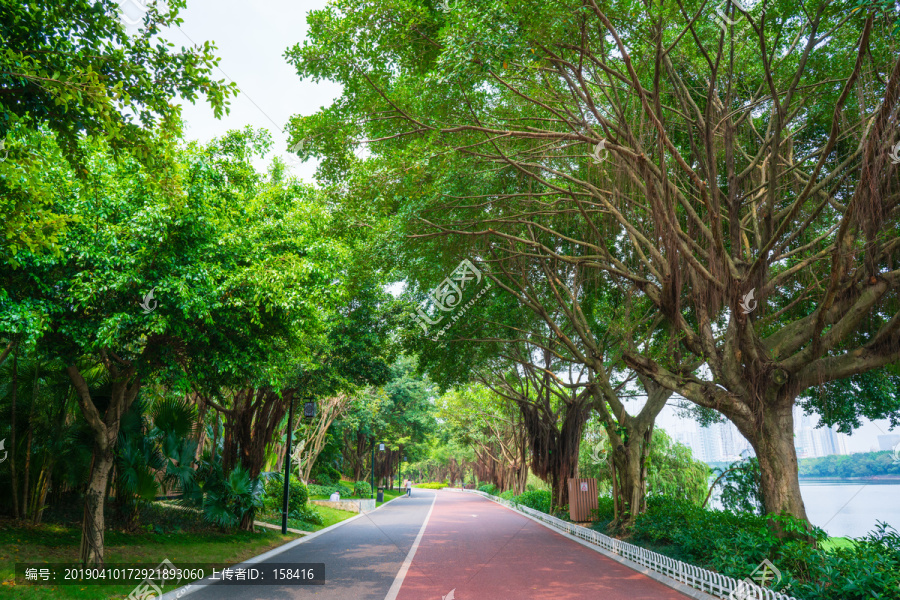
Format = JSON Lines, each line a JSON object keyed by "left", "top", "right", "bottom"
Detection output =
{"left": 383, "top": 492, "right": 438, "bottom": 600}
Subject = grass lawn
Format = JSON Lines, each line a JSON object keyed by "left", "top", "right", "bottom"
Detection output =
{"left": 257, "top": 491, "right": 403, "bottom": 532}
{"left": 256, "top": 504, "right": 357, "bottom": 532}
{"left": 308, "top": 488, "right": 403, "bottom": 508}
{"left": 0, "top": 519, "right": 299, "bottom": 599}
{"left": 821, "top": 536, "right": 857, "bottom": 552}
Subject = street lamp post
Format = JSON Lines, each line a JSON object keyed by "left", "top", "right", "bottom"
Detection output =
{"left": 371, "top": 441, "right": 384, "bottom": 499}
{"left": 398, "top": 453, "right": 408, "bottom": 493}
{"left": 282, "top": 397, "right": 315, "bottom": 534}
{"left": 280, "top": 396, "right": 296, "bottom": 535}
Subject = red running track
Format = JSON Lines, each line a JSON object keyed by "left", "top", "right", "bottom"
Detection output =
{"left": 395, "top": 490, "right": 691, "bottom": 600}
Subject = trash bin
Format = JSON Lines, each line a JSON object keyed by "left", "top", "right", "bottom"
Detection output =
{"left": 377, "top": 488, "right": 384, "bottom": 503}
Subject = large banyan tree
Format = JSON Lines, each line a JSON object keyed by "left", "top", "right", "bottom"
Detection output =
{"left": 483, "top": 347, "right": 592, "bottom": 507}
{"left": 293, "top": 0, "right": 900, "bottom": 525}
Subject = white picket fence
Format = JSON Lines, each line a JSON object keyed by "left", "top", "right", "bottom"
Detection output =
{"left": 462, "top": 489, "right": 802, "bottom": 600}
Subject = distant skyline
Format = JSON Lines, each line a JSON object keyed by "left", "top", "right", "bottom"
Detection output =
{"left": 630, "top": 398, "right": 894, "bottom": 456}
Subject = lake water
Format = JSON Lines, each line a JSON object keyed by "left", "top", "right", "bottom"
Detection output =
{"left": 801, "top": 481, "right": 900, "bottom": 539}
{"left": 707, "top": 480, "right": 899, "bottom": 538}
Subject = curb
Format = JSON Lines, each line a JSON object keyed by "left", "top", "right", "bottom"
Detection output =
{"left": 252, "top": 520, "right": 313, "bottom": 535}
{"left": 160, "top": 495, "right": 403, "bottom": 600}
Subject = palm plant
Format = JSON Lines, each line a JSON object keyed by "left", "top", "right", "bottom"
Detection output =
{"left": 194, "top": 462, "right": 263, "bottom": 530}
{"left": 115, "top": 398, "right": 163, "bottom": 529}
{"left": 151, "top": 397, "right": 199, "bottom": 496}
{"left": 113, "top": 394, "right": 199, "bottom": 529}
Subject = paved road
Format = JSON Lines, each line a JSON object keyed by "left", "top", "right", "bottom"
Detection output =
{"left": 177, "top": 491, "right": 434, "bottom": 600}
{"left": 394, "top": 491, "right": 691, "bottom": 600}
{"left": 172, "top": 490, "right": 691, "bottom": 600}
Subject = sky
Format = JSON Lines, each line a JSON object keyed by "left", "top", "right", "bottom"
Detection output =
{"left": 141, "top": 0, "right": 895, "bottom": 455}
{"left": 153, "top": 0, "right": 339, "bottom": 180}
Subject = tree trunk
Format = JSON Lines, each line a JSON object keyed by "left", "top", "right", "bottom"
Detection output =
{"left": 515, "top": 464, "right": 527, "bottom": 494}
{"left": 353, "top": 430, "right": 367, "bottom": 481}
{"left": 22, "top": 362, "right": 40, "bottom": 518}
{"left": 274, "top": 441, "right": 284, "bottom": 473}
{"left": 23, "top": 403, "right": 34, "bottom": 519}
{"left": 211, "top": 412, "right": 219, "bottom": 463}
{"left": 551, "top": 471, "right": 568, "bottom": 508}
{"left": 32, "top": 463, "right": 52, "bottom": 525}
{"left": 748, "top": 400, "right": 809, "bottom": 524}
{"left": 193, "top": 394, "right": 207, "bottom": 462}
{"left": 610, "top": 441, "right": 646, "bottom": 526}
{"left": 67, "top": 358, "right": 141, "bottom": 567}
{"left": 0, "top": 337, "right": 16, "bottom": 368}
{"left": 80, "top": 449, "right": 114, "bottom": 566}
{"left": 589, "top": 374, "right": 669, "bottom": 526}
{"left": 299, "top": 394, "right": 351, "bottom": 482}
{"left": 235, "top": 388, "right": 291, "bottom": 479}
{"left": 10, "top": 349, "right": 19, "bottom": 519}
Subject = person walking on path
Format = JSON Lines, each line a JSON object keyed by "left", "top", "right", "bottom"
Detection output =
{"left": 403, "top": 478, "right": 411, "bottom": 497}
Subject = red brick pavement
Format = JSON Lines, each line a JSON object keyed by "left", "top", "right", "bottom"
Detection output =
{"left": 395, "top": 490, "right": 692, "bottom": 600}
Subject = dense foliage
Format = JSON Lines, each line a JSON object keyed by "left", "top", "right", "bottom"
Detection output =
{"left": 623, "top": 498, "right": 900, "bottom": 600}
{"left": 1, "top": 2, "right": 898, "bottom": 594}
{"left": 511, "top": 490, "right": 553, "bottom": 515}
{"left": 262, "top": 477, "right": 309, "bottom": 514}
{"left": 715, "top": 458, "right": 765, "bottom": 515}
{"left": 799, "top": 451, "right": 900, "bottom": 478}
{"left": 307, "top": 483, "right": 353, "bottom": 499}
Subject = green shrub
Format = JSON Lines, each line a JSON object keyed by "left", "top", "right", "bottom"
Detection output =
{"left": 287, "top": 480, "right": 309, "bottom": 510}
{"left": 314, "top": 473, "right": 335, "bottom": 486}
{"left": 262, "top": 477, "right": 282, "bottom": 513}
{"left": 592, "top": 495, "right": 615, "bottom": 523}
{"left": 192, "top": 464, "right": 264, "bottom": 529}
{"left": 289, "top": 505, "right": 324, "bottom": 526}
{"left": 477, "top": 483, "right": 498, "bottom": 495}
{"left": 262, "top": 477, "right": 308, "bottom": 513}
{"left": 310, "top": 460, "right": 342, "bottom": 487}
{"left": 307, "top": 483, "right": 353, "bottom": 498}
{"left": 415, "top": 482, "right": 447, "bottom": 489}
{"left": 716, "top": 458, "right": 764, "bottom": 515}
{"left": 625, "top": 497, "right": 900, "bottom": 600}
{"left": 307, "top": 484, "right": 330, "bottom": 497}
{"left": 787, "top": 522, "right": 900, "bottom": 600}
{"left": 553, "top": 507, "right": 570, "bottom": 521}
{"left": 353, "top": 481, "right": 372, "bottom": 497}
{"left": 499, "top": 490, "right": 517, "bottom": 501}
{"left": 513, "top": 490, "right": 551, "bottom": 513}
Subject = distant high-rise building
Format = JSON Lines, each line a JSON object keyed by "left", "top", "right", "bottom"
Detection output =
{"left": 695, "top": 425, "right": 723, "bottom": 463}
{"left": 877, "top": 434, "right": 900, "bottom": 452}
{"left": 672, "top": 420, "right": 753, "bottom": 464}
{"left": 715, "top": 421, "right": 752, "bottom": 461}
{"left": 792, "top": 406, "right": 849, "bottom": 458}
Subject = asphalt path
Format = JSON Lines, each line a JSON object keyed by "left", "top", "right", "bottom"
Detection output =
{"left": 175, "top": 490, "right": 434, "bottom": 600}
{"left": 393, "top": 490, "right": 691, "bottom": 600}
